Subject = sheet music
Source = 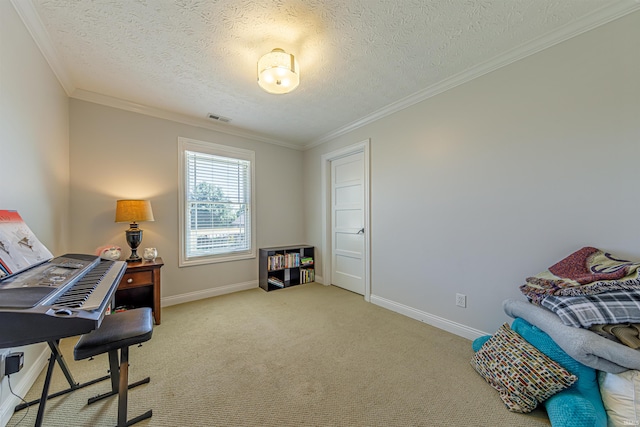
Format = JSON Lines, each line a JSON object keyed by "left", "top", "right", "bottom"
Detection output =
{"left": 0, "top": 210, "right": 54, "bottom": 279}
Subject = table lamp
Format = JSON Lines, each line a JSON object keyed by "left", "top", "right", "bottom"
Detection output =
{"left": 115, "top": 200, "right": 154, "bottom": 262}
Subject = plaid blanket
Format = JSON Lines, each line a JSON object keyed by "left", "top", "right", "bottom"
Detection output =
{"left": 541, "top": 290, "right": 640, "bottom": 328}
{"left": 520, "top": 247, "right": 640, "bottom": 304}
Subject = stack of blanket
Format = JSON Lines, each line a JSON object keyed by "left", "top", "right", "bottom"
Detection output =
{"left": 507, "top": 247, "right": 640, "bottom": 373}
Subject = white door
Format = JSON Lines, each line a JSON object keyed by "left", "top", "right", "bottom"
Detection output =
{"left": 331, "top": 152, "right": 365, "bottom": 295}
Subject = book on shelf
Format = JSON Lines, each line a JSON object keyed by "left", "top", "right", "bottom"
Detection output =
{"left": 267, "top": 254, "right": 285, "bottom": 271}
{"left": 268, "top": 276, "right": 285, "bottom": 288}
{"left": 267, "top": 252, "right": 304, "bottom": 270}
{"left": 300, "top": 268, "right": 315, "bottom": 284}
{"left": 285, "top": 252, "right": 300, "bottom": 268}
{"left": 301, "top": 257, "right": 313, "bottom": 265}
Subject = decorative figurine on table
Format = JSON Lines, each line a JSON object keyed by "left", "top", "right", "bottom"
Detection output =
{"left": 95, "top": 245, "right": 122, "bottom": 261}
{"left": 143, "top": 247, "right": 157, "bottom": 261}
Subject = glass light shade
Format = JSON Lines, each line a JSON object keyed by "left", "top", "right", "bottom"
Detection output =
{"left": 115, "top": 200, "right": 154, "bottom": 223}
{"left": 257, "top": 48, "right": 299, "bottom": 94}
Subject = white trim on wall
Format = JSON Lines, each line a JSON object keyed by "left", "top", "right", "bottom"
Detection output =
{"left": 9, "top": 0, "right": 75, "bottom": 95}
{"left": 304, "top": 1, "right": 640, "bottom": 149}
{"left": 161, "top": 280, "right": 258, "bottom": 307}
{"left": 75, "top": 90, "right": 301, "bottom": 149}
{"left": 0, "top": 346, "right": 48, "bottom": 427}
{"left": 321, "top": 139, "right": 371, "bottom": 301}
{"left": 370, "top": 294, "right": 488, "bottom": 341}
{"left": 13, "top": 0, "right": 640, "bottom": 151}
{"left": 177, "top": 136, "right": 257, "bottom": 267}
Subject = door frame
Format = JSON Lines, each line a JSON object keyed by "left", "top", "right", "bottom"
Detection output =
{"left": 321, "top": 139, "right": 371, "bottom": 301}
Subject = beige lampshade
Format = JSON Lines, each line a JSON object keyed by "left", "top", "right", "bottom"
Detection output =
{"left": 115, "top": 200, "right": 155, "bottom": 223}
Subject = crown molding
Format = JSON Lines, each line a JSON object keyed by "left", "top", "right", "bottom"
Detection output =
{"left": 304, "top": 1, "right": 640, "bottom": 150}
{"left": 12, "top": 0, "right": 639, "bottom": 151}
{"left": 12, "top": 0, "right": 301, "bottom": 150}
{"left": 10, "top": 0, "right": 76, "bottom": 96}
{"left": 71, "top": 89, "right": 303, "bottom": 150}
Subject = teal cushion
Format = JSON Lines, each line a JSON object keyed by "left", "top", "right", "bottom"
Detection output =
{"left": 544, "top": 389, "right": 600, "bottom": 427}
{"left": 511, "top": 318, "right": 606, "bottom": 427}
{"left": 473, "top": 319, "right": 607, "bottom": 427}
{"left": 472, "top": 335, "right": 490, "bottom": 352}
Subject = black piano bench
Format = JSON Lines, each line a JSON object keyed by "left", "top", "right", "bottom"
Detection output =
{"left": 74, "top": 307, "right": 153, "bottom": 427}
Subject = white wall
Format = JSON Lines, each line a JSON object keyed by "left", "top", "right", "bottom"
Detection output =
{"left": 69, "top": 100, "right": 305, "bottom": 302}
{"left": 304, "top": 11, "right": 640, "bottom": 337}
{"left": 0, "top": 0, "right": 69, "bottom": 423}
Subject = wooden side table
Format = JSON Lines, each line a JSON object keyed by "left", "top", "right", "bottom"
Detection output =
{"left": 115, "top": 257, "right": 163, "bottom": 325}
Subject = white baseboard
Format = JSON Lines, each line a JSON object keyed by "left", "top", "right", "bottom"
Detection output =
{"left": 370, "top": 294, "right": 489, "bottom": 341}
{"left": 1, "top": 282, "right": 485, "bottom": 427}
{"left": 0, "top": 345, "right": 49, "bottom": 427}
{"left": 159, "top": 279, "right": 488, "bottom": 342}
{"left": 161, "top": 280, "right": 258, "bottom": 307}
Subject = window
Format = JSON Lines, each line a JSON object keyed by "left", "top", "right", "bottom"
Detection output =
{"left": 178, "top": 137, "right": 255, "bottom": 266}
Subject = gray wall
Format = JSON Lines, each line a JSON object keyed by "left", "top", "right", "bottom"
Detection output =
{"left": 69, "top": 100, "right": 305, "bottom": 302}
{"left": 0, "top": 0, "right": 69, "bottom": 422}
{"left": 303, "top": 10, "right": 640, "bottom": 336}
{"left": 2, "top": 2, "right": 640, "bottom": 422}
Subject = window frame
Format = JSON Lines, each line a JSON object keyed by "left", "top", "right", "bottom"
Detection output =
{"left": 178, "top": 137, "right": 256, "bottom": 267}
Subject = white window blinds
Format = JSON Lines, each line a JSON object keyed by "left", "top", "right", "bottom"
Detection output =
{"left": 179, "top": 138, "right": 255, "bottom": 266}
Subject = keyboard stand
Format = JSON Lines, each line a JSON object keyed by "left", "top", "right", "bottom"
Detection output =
{"left": 14, "top": 340, "right": 109, "bottom": 427}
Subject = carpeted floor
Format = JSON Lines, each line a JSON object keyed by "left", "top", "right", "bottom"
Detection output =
{"left": 7, "top": 283, "right": 550, "bottom": 426}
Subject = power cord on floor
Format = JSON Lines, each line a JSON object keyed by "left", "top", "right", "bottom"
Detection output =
{"left": 6, "top": 374, "right": 28, "bottom": 426}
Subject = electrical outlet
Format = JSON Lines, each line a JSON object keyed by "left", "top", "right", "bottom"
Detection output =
{"left": 456, "top": 293, "right": 467, "bottom": 308}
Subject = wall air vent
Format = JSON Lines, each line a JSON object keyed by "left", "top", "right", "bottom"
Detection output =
{"left": 207, "top": 113, "right": 231, "bottom": 123}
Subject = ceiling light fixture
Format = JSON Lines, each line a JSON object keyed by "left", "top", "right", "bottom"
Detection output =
{"left": 257, "top": 48, "right": 299, "bottom": 94}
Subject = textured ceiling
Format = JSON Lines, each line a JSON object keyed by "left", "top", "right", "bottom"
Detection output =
{"left": 15, "top": 0, "right": 640, "bottom": 148}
